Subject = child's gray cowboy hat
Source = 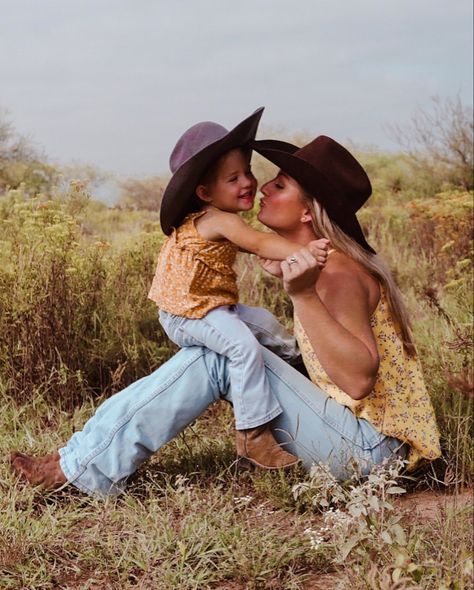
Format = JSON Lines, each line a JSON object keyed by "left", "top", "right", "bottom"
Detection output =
{"left": 252, "top": 136, "right": 376, "bottom": 254}
{"left": 160, "top": 107, "right": 264, "bottom": 236}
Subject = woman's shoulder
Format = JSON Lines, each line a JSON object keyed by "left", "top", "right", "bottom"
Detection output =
{"left": 318, "top": 251, "right": 380, "bottom": 313}
{"left": 321, "top": 250, "right": 371, "bottom": 281}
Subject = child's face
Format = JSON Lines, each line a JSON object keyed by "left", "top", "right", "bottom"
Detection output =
{"left": 197, "top": 148, "right": 257, "bottom": 213}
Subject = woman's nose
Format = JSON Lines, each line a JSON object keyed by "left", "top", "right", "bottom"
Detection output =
{"left": 260, "top": 182, "right": 269, "bottom": 196}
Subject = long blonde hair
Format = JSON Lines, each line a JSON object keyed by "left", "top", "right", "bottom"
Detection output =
{"left": 303, "top": 193, "right": 417, "bottom": 356}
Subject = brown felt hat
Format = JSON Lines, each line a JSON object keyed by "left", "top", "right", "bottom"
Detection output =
{"left": 160, "top": 107, "right": 264, "bottom": 235}
{"left": 252, "top": 136, "right": 376, "bottom": 254}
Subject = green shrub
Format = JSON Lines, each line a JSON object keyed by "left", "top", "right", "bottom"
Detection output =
{"left": 0, "top": 184, "right": 170, "bottom": 407}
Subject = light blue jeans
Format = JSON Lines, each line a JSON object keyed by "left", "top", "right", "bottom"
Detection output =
{"left": 159, "top": 304, "right": 300, "bottom": 429}
{"left": 59, "top": 307, "right": 408, "bottom": 496}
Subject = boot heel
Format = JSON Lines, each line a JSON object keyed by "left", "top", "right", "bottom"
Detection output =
{"left": 236, "top": 456, "right": 255, "bottom": 470}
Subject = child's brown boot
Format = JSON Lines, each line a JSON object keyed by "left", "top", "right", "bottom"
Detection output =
{"left": 235, "top": 424, "right": 298, "bottom": 469}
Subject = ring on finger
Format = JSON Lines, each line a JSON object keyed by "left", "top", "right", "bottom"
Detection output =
{"left": 287, "top": 255, "right": 298, "bottom": 265}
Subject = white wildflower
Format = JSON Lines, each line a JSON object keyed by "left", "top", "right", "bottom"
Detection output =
{"left": 233, "top": 495, "right": 253, "bottom": 506}
{"left": 304, "top": 527, "right": 326, "bottom": 550}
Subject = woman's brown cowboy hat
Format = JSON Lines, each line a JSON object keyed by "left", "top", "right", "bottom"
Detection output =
{"left": 160, "top": 107, "right": 264, "bottom": 235}
{"left": 252, "top": 136, "right": 376, "bottom": 254}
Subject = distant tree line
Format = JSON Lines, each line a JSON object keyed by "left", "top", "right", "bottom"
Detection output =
{"left": 391, "top": 95, "right": 473, "bottom": 191}
{"left": 1, "top": 95, "right": 472, "bottom": 207}
{"left": 118, "top": 176, "right": 167, "bottom": 211}
{"left": 0, "top": 109, "right": 58, "bottom": 193}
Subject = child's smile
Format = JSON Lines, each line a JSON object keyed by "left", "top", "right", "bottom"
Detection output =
{"left": 237, "top": 188, "right": 255, "bottom": 208}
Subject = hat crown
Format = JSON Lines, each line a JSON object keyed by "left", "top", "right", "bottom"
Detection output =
{"left": 294, "top": 135, "right": 371, "bottom": 211}
{"left": 170, "top": 122, "right": 229, "bottom": 173}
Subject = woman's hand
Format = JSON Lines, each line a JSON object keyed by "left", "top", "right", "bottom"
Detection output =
{"left": 281, "top": 240, "right": 329, "bottom": 297}
{"left": 281, "top": 247, "right": 320, "bottom": 297}
{"left": 258, "top": 257, "right": 283, "bottom": 278}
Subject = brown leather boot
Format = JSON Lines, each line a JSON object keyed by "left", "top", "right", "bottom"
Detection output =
{"left": 10, "top": 451, "right": 67, "bottom": 489}
{"left": 235, "top": 424, "right": 299, "bottom": 469}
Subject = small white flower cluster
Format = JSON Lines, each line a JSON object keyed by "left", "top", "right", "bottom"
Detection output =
{"left": 297, "top": 458, "right": 409, "bottom": 557}
{"left": 304, "top": 527, "right": 326, "bottom": 550}
{"left": 254, "top": 503, "right": 275, "bottom": 516}
{"left": 323, "top": 507, "right": 354, "bottom": 528}
{"left": 174, "top": 474, "right": 191, "bottom": 493}
{"left": 305, "top": 509, "right": 355, "bottom": 551}
{"left": 233, "top": 494, "right": 253, "bottom": 507}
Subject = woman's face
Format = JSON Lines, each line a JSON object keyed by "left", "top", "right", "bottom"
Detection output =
{"left": 257, "top": 172, "right": 309, "bottom": 232}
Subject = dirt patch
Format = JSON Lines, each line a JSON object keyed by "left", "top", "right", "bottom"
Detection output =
{"left": 302, "top": 572, "right": 344, "bottom": 589}
{"left": 396, "top": 487, "right": 472, "bottom": 521}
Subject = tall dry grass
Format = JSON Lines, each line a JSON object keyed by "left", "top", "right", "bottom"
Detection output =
{"left": 0, "top": 183, "right": 172, "bottom": 408}
{"left": 0, "top": 153, "right": 472, "bottom": 589}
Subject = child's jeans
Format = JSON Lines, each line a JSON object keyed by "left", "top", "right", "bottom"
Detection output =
{"left": 159, "top": 304, "right": 300, "bottom": 429}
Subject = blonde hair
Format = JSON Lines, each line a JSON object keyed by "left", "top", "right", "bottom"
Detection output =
{"left": 303, "top": 193, "right": 417, "bottom": 356}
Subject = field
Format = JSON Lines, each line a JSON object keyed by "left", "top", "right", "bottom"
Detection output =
{"left": 0, "top": 144, "right": 473, "bottom": 589}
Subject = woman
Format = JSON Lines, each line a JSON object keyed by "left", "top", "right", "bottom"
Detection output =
{"left": 11, "top": 131, "right": 441, "bottom": 496}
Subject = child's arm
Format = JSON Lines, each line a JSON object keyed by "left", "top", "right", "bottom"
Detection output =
{"left": 197, "top": 210, "right": 328, "bottom": 262}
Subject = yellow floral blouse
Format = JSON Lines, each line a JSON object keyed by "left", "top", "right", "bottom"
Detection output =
{"left": 148, "top": 211, "right": 239, "bottom": 318}
{"left": 294, "top": 287, "right": 441, "bottom": 470}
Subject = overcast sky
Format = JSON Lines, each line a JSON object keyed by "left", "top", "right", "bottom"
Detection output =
{"left": 1, "top": 0, "right": 472, "bottom": 181}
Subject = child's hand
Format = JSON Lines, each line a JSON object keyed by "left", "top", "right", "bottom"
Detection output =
{"left": 258, "top": 257, "right": 283, "bottom": 278}
{"left": 308, "top": 239, "right": 330, "bottom": 269}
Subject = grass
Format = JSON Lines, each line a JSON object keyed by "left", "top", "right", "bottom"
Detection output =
{"left": 0, "top": 162, "right": 472, "bottom": 588}
{"left": 2, "top": 395, "right": 472, "bottom": 589}
{"left": 2, "top": 399, "right": 333, "bottom": 589}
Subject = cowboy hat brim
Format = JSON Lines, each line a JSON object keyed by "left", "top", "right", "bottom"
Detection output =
{"left": 160, "top": 107, "right": 264, "bottom": 236}
{"left": 253, "top": 139, "right": 376, "bottom": 254}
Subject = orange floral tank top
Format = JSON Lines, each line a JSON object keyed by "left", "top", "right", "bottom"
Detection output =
{"left": 294, "top": 286, "right": 441, "bottom": 470}
{"left": 148, "top": 211, "right": 239, "bottom": 318}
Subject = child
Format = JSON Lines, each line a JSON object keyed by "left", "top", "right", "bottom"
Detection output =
{"left": 149, "top": 108, "right": 329, "bottom": 469}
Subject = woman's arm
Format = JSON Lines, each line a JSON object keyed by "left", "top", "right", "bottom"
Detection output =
{"left": 282, "top": 248, "right": 380, "bottom": 400}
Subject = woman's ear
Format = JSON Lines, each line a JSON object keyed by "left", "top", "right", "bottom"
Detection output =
{"left": 196, "top": 185, "right": 212, "bottom": 203}
{"left": 300, "top": 207, "right": 312, "bottom": 224}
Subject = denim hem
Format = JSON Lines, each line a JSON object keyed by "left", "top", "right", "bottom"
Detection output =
{"left": 234, "top": 405, "right": 283, "bottom": 430}
{"left": 60, "top": 452, "right": 127, "bottom": 497}
{"left": 59, "top": 454, "right": 96, "bottom": 496}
